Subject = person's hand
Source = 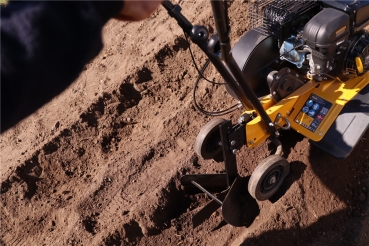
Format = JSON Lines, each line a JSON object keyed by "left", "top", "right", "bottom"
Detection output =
{"left": 115, "top": 0, "right": 162, "bottom": 21}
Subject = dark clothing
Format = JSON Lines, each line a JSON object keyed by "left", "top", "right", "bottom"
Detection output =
{"left": 1, "top": 1, "right": 123, "bottom": 132}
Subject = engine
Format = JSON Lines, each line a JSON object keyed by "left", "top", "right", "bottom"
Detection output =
{"left": 299, "top": 6, "right": 369, "bottom": 81}
{"left": 248, "top": 0, "right": 369, "bottom": 102}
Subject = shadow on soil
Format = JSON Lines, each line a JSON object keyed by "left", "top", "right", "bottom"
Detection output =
{"left": 149, "top": 177, "right": 194, "bottom": 235}
{"left": 102, "top": 220, "right": 144, "bottom": 245}
{"left": 268, "top": 160, "right": 306, "bottom": 203}
{"left": 240, "top": 129, "right": 369, "bottom": 245}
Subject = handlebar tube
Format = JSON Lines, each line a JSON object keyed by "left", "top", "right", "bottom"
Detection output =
{"left": 162, "top": 0, "right": 277, "bottom": 135}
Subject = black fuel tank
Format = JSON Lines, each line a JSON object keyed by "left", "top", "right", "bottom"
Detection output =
{"left": 320, "top": 0, "right": 369, "bottom": 32}
{"left": 303, "top": 8, "right": 350, "bottom": 54}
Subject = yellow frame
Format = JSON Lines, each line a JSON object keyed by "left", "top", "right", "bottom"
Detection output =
{"left": 244, "top": 73, "right": 369, "bottom": 147}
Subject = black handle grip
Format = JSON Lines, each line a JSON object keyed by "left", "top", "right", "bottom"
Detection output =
{"left": 161, "top": 0, "right": 174, "bottom": 11}
{"left": 161, "top": 0, "right": 193, "bottom": 35}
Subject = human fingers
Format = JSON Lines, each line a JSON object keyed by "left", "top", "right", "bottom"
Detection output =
{"left": 115, "top": 0, "right": 162, "bottom": 21}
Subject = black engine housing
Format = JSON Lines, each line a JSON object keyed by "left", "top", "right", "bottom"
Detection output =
{"left": 234, "top": 0, "right": 369, "bottom": 101}
{"left": 321, "top": 0, "right": 369, "bottom": 33}
{"left": 301, "top": 2, "right": 369, "bottom": 80}
{"left": 302, "top": 8, "right": 350, "bottom": 76}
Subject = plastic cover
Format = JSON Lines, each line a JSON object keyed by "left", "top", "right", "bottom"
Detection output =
{"left": 303, "top": 8, "right": 349, "bottom": 51}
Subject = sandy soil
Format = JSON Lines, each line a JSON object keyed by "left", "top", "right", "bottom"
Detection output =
{"left": 1, "top": 1, "right": 369, "bottom": 245}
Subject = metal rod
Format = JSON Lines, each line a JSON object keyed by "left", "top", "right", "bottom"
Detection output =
{"left": 191, "top": 181, "right": 223, "bottom": 205}
{"left": 162, "top": 0, "right": 193, "bottom": 36}
{"left": 220, "top": 120, "right": 238, "bottom": 187}
{"left": 210, "top": 0, "right": 276, "bottom": 135}
{"left": 269, "top": 136, "right": 283, "bottom": 155}
{"left": 161, "top": 0, "right": 253, "bottom": 110}
{"left": 210, "top": 0, "right": 232, "bottom": 61}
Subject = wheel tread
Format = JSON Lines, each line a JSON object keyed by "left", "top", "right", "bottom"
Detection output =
{"left": 248, "top": 155, "right": 290, "bottom": 201}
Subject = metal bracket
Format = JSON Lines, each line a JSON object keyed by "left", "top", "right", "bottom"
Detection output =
{"left": 274, "top": 113, "right": 290, "bottom": 130}
{"left": 181, "top": 118, "right": 258, "bottom": 228}
{"left": 219, "top": 120, "right": 239, "bottom": 187}
{"left": 228, "top": 123, "right": 246, "bottom": 153}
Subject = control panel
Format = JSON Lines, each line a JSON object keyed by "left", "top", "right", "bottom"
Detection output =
{"left": 294, "top": 94, "right": 333, "bottom": 133}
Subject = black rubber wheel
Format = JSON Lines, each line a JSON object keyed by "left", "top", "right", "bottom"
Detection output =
{"left": 194, "top": 118, "right": 226, "bottom": 159}
{"left": 248, "top": 155, "right": 290, "bottom": 201}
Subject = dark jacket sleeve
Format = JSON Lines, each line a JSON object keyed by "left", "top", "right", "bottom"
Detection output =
{"left": 1, "top": 1, "right": 123, "bottom": 132}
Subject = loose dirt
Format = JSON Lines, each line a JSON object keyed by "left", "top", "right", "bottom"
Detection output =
{"left": 1, "top": 1, "right": 368, "bottom": 245}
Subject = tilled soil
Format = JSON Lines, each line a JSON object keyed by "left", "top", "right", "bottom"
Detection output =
{"left": 1, "top": 1, "right": 369, "bottom": 246}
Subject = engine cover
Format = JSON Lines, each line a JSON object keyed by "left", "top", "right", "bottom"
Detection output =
{"left": 321, "top": 0, "right": 369, "bottom": 33}
{"left": 303, "top": 8, "right": 350, "bottom": 75}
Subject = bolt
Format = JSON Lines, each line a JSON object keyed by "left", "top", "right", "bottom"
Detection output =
{"left": 295, "top": 74, "right": 299, "bottom": 77}
{"left": 218, "top": 141, "right": 222, "bottom": 146}
{"left": 286, "top": 111, "right": 291, "bottom": 116}
{"left": 346, "top": 71, "right": 350, "bottom": 75}
{"left": 318, "top": 132, "right": 322, "bottom": 136}
{"left": 272, "top": 91, "right": 276, "bottom": 95}
{"left": 269, "top": 122, "right": 274, "bottom": 127}
{"left": 337, "top": 51, "right": 341, "bottom": 55}
{"left": 329, "top": 66, "right": 332, "bottom": 70}
{"left": 275, "top": 131, "right": 280, "bottom": 137}
{"left": 287, "top": 69, "right": 290, "bottom": 73}
{"left": 232, "top": 149, "right": 237, "bottom": 155}
{"left": 231, "top": 140, "right": 236, "bottom": 146}
{"left": 238, "top": 115, "right": 247, "bottom": 124}
{"left": 316, "top": 65, "right": 321, "bottom": 70}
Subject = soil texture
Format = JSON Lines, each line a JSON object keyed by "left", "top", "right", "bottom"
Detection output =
{"left": 1, "top": 1, "right": 369, "bottom": 245}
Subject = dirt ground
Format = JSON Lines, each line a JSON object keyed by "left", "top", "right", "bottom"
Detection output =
{"left": 1, "top": 1, "right": 369, "bottom": 245}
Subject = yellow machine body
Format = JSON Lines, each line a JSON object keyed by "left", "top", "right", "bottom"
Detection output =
{"left": 244, "top": 73, "right": 369, "bottom": 148}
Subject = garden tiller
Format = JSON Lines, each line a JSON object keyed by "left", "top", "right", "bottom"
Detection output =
{"left": 162, "top": 0, "right": 369, "bottom": 227}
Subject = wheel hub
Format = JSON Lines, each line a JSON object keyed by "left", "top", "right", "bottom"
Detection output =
{"left": 248, "top": 155, "right": 290, "bottom": 201}
{"left": 269, "top": 176, "right": 276, "bottom": 185}
{"left": 262, "top": 167, "right": 282, "bottom": 192}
